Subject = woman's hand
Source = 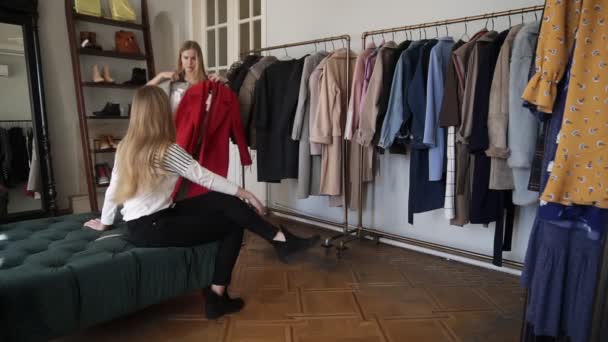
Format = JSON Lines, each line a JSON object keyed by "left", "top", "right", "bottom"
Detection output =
{"left": 236, "top": 188, "right": 267, "bottom": 216}
{"left": 208, "top": 73, "right": 228, "bottom": 84}
{"left": 84, "top": 218, "right": 110, "bottom": 231}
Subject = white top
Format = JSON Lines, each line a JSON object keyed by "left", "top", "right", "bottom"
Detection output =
{"left": 101, "top": 144, "right": 239, "bottom": 225}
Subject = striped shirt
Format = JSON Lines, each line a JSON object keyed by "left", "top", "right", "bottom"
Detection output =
{"left": 101, "top": 144, "right": 238, "bottom": 225}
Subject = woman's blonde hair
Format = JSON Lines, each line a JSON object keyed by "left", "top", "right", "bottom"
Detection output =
{"left": 177, "top": 40, "right": 207, "bottom": 82}
{"left": 113, "top": 86, "right": 176, "bottom": 203}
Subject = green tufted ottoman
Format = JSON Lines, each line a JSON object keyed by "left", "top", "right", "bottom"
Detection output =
{"left": 0, "top": 213, "right": 219, "bottom": 342}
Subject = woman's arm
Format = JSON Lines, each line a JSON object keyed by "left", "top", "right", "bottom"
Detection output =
{"left": 84, "top": 163, "right": 119, "bottom": 231}
{"left": 163, "top": 144, "right": 266, "bottom": 215}
{"left": 146, "top": 71, "right": 178, "bottom": 86}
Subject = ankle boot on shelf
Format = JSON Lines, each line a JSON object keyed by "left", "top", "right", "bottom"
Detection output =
{"left": 93, "top": 102, "right": 121, "bottom": 116}
{"left": 203, "top": 287, "right": 245, "bottom": 319}
{"left": 271, "top": 225, "right": 320, "bottom": 263}
{"left": 80, "top": 31, "right": 102, "bottom": 50}
{"left": 123, "top": 67, "right": 147, "bottom": 85}
{"left": 92, "top": 64, "right": 104, "bottom": 83}
{"left": 102, "top": 65, "right": 115, "bottom": 83}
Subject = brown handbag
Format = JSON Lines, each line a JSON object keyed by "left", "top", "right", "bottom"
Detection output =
{"left": 114, "top": 30, "right": 141, "bottom": 55}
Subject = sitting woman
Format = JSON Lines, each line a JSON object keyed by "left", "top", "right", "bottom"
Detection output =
{"left": 84, "top": 86, "right": 319, "bottom": 319}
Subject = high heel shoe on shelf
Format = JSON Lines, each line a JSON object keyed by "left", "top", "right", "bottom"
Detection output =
{"left": 97, "top": 136, "right": 112, "bottom": 151}
{"left": 105, "top": 135, "right": 118, "bottom": 149}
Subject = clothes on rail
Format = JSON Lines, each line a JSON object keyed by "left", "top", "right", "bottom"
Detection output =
{"left": 0, "top": 124, "right": 41, "bottom": 217}
{"left": 173, "top": 80, "right": 252, "bottom": 199}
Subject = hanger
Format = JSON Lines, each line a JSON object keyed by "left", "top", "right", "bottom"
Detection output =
{"left": 424, "top": 27, "right": 428, "bottom": 39}
{"left": 435, "top": 26, "right": 439, "bottom": 38}
{"left": 521, "top": 11, "right": 525, "bottom": 24}
{"left": 534, "top": 11, "right": 538, "bottom": 22}
{"left": 283, "top": 47, "right": 290, "bottom": 59}
{"left": 490, "top": 17, "right": 495, "bottom": 31}
{"left": 331, "top": 40, "right": 336, "bottom": 51}
{"left": 508, "top": 15, "right": 512, "bottom": 28}
{"left": 372, "top": 34, "right": 377, "bottom": 46}
{"left": 460, "top": 20, "right": 470, "bottom": 41}
{"left": 392, "top": 31, "right": 396, "bottom": 41}
{"left": 444, "top": 22, "right": 449, "bottom": 36}
{"left": 341, "top": 39, "right": 345, "bottom": 49}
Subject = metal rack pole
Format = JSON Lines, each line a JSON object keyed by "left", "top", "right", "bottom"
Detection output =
{"left": 336, "top": 5, "right": 544, "bottom": 261}
{"left": 239, "top": 35, "right": 358, "bottom": 252}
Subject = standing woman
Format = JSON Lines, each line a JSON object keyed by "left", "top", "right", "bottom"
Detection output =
{"left": 147, "top": 40, "right": 225, "bottom": 112}
{"left": 84, "top": 86, "right": 318, "bottom": 319}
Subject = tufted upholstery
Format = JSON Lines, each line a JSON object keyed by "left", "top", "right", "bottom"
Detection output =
{"left": 0, "top": 213, "right": 218, "bottom": 342}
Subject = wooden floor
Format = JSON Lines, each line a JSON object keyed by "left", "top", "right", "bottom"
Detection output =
{"left": 58, "top": 218, "right": 525, "bottom": 342}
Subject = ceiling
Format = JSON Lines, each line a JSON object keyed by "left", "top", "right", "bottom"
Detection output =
{"left": 0, "top": 23, "right": 24, "bottom": 53}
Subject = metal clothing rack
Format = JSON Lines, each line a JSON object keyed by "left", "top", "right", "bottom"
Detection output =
{"left": 335, "top": 4, "right": 545, "bottom": 265}
{"left": 240, "top": 34, "right": 358, "bottom": 252}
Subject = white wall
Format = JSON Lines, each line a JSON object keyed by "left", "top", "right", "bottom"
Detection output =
{"left": 37, "top": 0, "right": 190, "bottom": 210}
{"left": 259, "top": 0, "right": 543, "bottom": 264}
{"left": 0, "top": 54, "right": 32, "bottom": 121}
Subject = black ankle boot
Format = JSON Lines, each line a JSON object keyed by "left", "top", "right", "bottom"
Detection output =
{"left": 272, "top": 225, "right": 320, "bottom": 263}
{"left": 204, "top": 288, "right": 245, "bottom": 319}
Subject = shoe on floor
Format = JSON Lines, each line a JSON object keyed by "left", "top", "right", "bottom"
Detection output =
{"left": 272, "top": 225, "right": 320, "bottom": 263}
{"left": 203, "top": 288, "right": 245, "bottom": 319}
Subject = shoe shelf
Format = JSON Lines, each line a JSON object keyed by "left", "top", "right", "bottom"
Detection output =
{"left": 73, "top": 12, "right": 146, "bottom": 30}
{"left": 82, "top": 82, "right": 141, "bottom": 89}
{"left": 79, "top": 48, "right": 147, "bottom": 60}
{"left": 66, "top": 0, "right": 155, "bottom": 211}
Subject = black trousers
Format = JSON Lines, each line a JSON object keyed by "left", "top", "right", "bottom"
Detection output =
{"left": 127, "top": 192, "right": 279, "bottom": 285}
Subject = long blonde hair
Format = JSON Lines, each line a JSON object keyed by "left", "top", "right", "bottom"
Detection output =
{"left": 177, "top": 40, "right": 207, "bottom": 82}
{"left": 113, "top": 86, "right": 176, "bottom": 203}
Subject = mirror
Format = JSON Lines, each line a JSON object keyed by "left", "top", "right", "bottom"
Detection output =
{"left": 0, "top": 22, "right": 43, "bottom": 218}
{"left": 0, "top": 1, "right": 57, "bottom": 223}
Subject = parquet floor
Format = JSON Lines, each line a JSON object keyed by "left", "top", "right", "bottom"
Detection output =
{"left": 58, "top": 218, "right": 525, "bottom": 342}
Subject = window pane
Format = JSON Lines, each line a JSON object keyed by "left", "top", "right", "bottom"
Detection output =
{"left": 218, "top": 0, "right": 227, "bottom": 24}
{"left": 219, "top": 27, "right": 227, "bottom": 66}
{"left": 239, "top": 0, "right": 249, "bottom": 19}
{"left": 253, "top": 20, "right": 261, "bottom": 50}
{"left": 253, "top": 0, "right": 261, "bottom": 16}
{"left": 206, "top": 0, "right": 215, "bottom": 26}
{"left": 207, "top": 30, "right": 216, "bottom": 67}
{"left": 240, "top": 23, "right": 250, "bottom": 54}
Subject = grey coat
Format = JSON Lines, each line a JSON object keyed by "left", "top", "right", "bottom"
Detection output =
{"left": 508, "top": 22, "right": 540, "bottom": 206}
{"left": 238, "top": 56, "right": 278, "bottom": 148}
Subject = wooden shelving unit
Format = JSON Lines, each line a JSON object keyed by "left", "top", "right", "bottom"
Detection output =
{"left": 65, "top": 0, "right": 155, "bottom": 211}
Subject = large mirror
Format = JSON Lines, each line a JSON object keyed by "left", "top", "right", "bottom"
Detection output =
{"left": 0, "top": 1, "right": 56, "bottom": 223}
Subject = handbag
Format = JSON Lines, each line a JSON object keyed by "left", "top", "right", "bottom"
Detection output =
{"left": 109, "top": 0, "right": 137, "bottom": 22}
{"left": 114, "top": 30, "right": 141, "bottom": 55}
{"left": 74, "top": 0, "right": 102, "bottom": 17}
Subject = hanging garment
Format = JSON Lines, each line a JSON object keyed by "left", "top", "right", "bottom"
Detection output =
{"left": 238, "top": 56, "right": 278, "bottom": 148}
{"left": 523, "top": 0, "right": 608, "bottom": 208}
{"left": 311, "top": 48, "right": 356, "bottom": 196}
{"left": 355, "top": 41, "right": 399, "bottom": 147}
{"left": 308, "top": 55, "right": 332, "bottom": 156}
{"left": 0, "top": 128, "right": 10, "bottom": 186}
{"left": 407, "top": 39, "right": 445, "bottom": 225}
{"left": 8, "top": 127, "right": 29, "bottom": 186}
{"left": 423, "top": 37, "right": 455, "bottom": 181}
{"left": 173, "top": 80, "right": 252, "bottom": 198}
{"left": 446, "top": 30, "right": 489, "bottom": 226}
{"left": 292, "top": 52, "right": 328, "bottom": 199}
{"left": 344, "top": 43, "right": 376, "bottom": 140}
{"left": 254, "top": 57, "right": 306, "bottom": 182}
{"left": 508, "top": 22, "right": 541, "bottom": 206}
{"left": 373, "top": 40, "right": 411, "bottom": 148}
{"left": 227, "top": 55, "right": 262, "bottom": 93}
{"left": 486, "top": 24, "right": 523, "bottom": 190}
{"left": 26, "top": 137, "right": 41, "bottom": 194}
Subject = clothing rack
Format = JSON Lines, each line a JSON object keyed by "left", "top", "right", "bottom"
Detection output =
{"left": 240, "top": 34, "right": 357, "bottom": 252}
{"left": 333, "top": 4, "right": 545, "bottom": 266}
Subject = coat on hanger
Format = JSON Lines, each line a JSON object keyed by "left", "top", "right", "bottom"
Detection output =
{"left": 173, "top": 80, "right": 252, "bottom": 198}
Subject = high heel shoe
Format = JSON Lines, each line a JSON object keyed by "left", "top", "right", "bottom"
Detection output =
{"left": 271, "top": 225, "right": 320, "bottom": 263}
{"left": 105, "top": 135, "right": 118, "bottom": 149}
{"left": 103, "top": 65, "right": 114, "bottom": 83}
{"left": 92, "top": 64, "right": 104, "bottom": 83}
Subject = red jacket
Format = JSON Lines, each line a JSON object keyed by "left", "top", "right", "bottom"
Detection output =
{"left": 173, "top": 80, "right": 252, "bottom": 198}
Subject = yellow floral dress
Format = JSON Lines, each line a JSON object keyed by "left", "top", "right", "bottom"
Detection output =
{"left": 522, "top": 0, "right": 608, "bottom": 208}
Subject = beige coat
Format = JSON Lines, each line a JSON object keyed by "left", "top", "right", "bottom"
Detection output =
{"left": 310, "top": 49, "right": 356, "bottom": 196}
{"left": 486, "top": 25, "right": 523, "bottom": 190}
